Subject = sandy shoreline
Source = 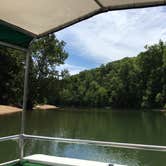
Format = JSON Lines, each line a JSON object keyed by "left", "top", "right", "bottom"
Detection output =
{"left": 0, "top": 104, "right": 58, "bottom": 115}
{"left": 33, "top": 104, "right": 58, "bottom": 110}
{"left": 0, "top": 105, "right": 22, "bottom": 115}
{"left": 160, "top": 109, "right": 166, "bottom": 112}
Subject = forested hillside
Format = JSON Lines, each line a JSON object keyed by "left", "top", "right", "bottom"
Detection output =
{"left": 1, "top": 36, "right": 166, "bottom": 109}
{"left": 60, "top": 41, "right": 166, "bottom": 109}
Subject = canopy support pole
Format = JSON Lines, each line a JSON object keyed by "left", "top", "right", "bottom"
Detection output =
{"left": 0, "top": 41, "right": 27, "bottom": 52}
{"left": 20, "top": 47, "right": 31, "bottom": 160}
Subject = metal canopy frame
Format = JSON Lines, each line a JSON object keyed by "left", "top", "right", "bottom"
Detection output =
{"left": 0, "top": 41, "right": 28, "bottom": 52}
{"left": 1, "top": 2, "right": 166, "bottom": 165}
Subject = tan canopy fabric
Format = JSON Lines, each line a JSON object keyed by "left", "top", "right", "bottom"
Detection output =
{"left": 0, "top": 0, "right": 165, "bottom": 49}
{"left": 0, "top": 0, "right": 99, "bottom": 36}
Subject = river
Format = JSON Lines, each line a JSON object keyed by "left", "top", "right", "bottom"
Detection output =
{"left": 0, "top": 108, "right": 166, "bottom": 166}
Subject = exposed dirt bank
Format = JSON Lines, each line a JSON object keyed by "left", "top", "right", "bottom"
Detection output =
{"left": 33, "top": 104, "right": 58, "bottom": 110}
{"left": 0, "top": 105, "right": 22, "bottom": 115}
{"left": 160, "top": 109, "right": 166, "bottom": 112}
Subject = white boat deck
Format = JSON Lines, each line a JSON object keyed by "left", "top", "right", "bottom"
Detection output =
{"left": 24, "top": 154, "right": 126, "bottom": 166}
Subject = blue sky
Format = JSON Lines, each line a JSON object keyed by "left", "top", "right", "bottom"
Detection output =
{"left": 55, "top": 6, "right": 166, "bottom": 75}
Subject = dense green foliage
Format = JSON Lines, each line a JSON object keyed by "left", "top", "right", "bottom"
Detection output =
{"left": 60, "top": 41, "right": 166, "bottom": 109}
{"left": 0, "top": 34, "right": 68, "bottom": 109}
{"left": 30, "top": 34, "right": 68, "bottom": 107}
{"left": 1, "top": 37, "right": 166, "bottom": 109}
{"left": 0, "top": 47, "right": 24, "bottom": 106}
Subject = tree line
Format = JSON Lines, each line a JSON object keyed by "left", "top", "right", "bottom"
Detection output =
{"left": 60, "top": 41, "right": 166, "bottom": 109}
{"left": 0, "top": 34, "right": 69, "bottom": 109}
{"left": 0, "top": 35, "right": 166, "bottom": 109}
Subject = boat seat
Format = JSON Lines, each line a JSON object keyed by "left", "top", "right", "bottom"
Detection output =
{"left": 24, "top": 154, "right": 125, "bottom": 166}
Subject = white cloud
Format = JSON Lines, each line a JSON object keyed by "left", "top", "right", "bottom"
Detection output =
{"left": 57, "top": 63, "right": 87, "bottom": 75}
{"left": 56, "top": 6, "right": 166, "bottom": 64}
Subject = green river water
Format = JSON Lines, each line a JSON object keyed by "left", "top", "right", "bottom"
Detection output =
{"left": 0, "top": 108, "right": 166, "bottom": 166}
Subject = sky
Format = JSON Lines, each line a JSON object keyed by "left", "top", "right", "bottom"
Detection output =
{"left": 55, "top": 6, "right": 166, "bottom": 75}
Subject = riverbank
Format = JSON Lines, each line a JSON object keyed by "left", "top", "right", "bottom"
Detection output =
{"left": 0, "top": 104, "right": 58, "bottom": 115}
{"left": 0, "top": 105, "right": 21, "bottom": 115}
{"left": 33, "top": 104, "right": 58, "bottom": 110}
{"left": 160, "top": 109, "right": 166, "bottom": 112}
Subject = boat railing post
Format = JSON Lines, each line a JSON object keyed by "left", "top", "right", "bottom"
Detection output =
{"left": 20, "top": 46, "right": 31, "bottom": 160}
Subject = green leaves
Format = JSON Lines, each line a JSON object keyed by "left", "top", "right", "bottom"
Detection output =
{"left": 30, "top": 34, "right": 68, "bottom": 105}
{"left": 60, "top": 40, "right": 166, "bottom": 109}
{"left": 32, "top": 34, "right": 68, "bottom": 79}
{"left": 1, "top": 37, "right": 166, "bottom": 109}
{"left": 0, "top": 46, "right": 25, "bottom": 106}
{"left": 0, "top": 34, "right": 69, "bottom": 108}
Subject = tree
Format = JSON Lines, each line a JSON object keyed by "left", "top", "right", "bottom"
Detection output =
{"left": 0, "top": 34, "right": 69, "bottom": 109}
{"left": 0, "top": 46, "right": 25, "bottom": 106}
{"left": 31, "top": 34, "right": 68, "bottom": 105}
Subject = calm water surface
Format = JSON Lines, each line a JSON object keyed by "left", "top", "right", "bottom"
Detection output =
{"left": 0, "top": 108, "right": 166, "bottom": 165}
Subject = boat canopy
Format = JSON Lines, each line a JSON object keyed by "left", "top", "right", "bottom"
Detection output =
{"left": 0, "top": 0, "right": 166, "bottom": 50}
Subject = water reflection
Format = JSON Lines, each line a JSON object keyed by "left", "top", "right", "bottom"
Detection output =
{"left": 0, "top": 108, "right": 166, "bottom": 165}
{"left": 26, "top": 108, "right": 166, "bottom": 145}
{"left": 0, "top": 141, "right": 19, "bottom": 163}
{"left": 24, "top": 140, "right": 166, "bottom": 166}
